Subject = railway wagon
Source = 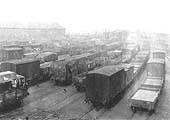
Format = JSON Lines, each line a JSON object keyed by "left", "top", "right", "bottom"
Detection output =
{"left": 131, "top": 51, "right": 150, "bottom": 78}
{"left": 73, "top": 59, "right": 101, "bottom": 92}
{"left": 132, "top": 51, "right": 150, "bottom": 63}
{"left": 129, "top": 87, "right": 160, "bottom": 114}
{"left": 51, "top": 60, "right": 72, "bottom": 85}
{"left": 114, "top": 64, "right": 134, "bottom": 87}
{"left": 52, "top": 53, "right": 88, "bottom": 85}
{"left": 40, "top": 61, "right": 53, "bottom": 82}
{"left": 122, "top": 45, "right": 139, "bottom": 63}
{"left": 131, "top": 62, "right": 143, "bottom": 78}
{"left": 147, "top": 59, "right": 165, "bottom": 79}
{"left": 36, "top": 52, "right": 58, "bottom": 63}
{"left": 0, "top": 59, "right": 40, "bottom": 86}
{"left": 72, "top": 53, "right": 107, "bottom": 92}
{"left": 0, "top": 71, "right": 29, "bottom": 112}
{"left": 49, "top": 52, "right": 101, "bottom": 86}
{"left": 131, "top": 50, "right": 150, "bottom": 65}
{"left": 129, "top": 58, "right": 165, "bottom": 114}
{"left": 86, "top": 66, "right": 126, "bottom": 107}
{"left": 151, "top": 50, "right": 166, "bottom": 60}
{"left": 141, "top": 77, "right": 164, "bottom": 90}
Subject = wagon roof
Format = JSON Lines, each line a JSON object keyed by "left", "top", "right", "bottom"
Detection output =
{"left": 67, "top": 53, "right": 93, "bottom": 62}
{"left": 0, "top": 71, "right": 16, "bottom": 76}
{"left": 40, "top": 61, "right": 52, "bottom": 68}
{"left": 58, "top": 54, "right": 71, "bottom": 61}
{"left": 147, "top": 58, "right": 165, "bottom": 64}
{"left": 113, "top": 63, "right": 133, "bottom": 69}
{"left": 37, "top": 52, "right": 57, "bottom": 58}
{"left": 88, "top": 65, "right": 124, "bottom": 76}
{"left": 152, "top": 50, "right": 166, "bottom": 53}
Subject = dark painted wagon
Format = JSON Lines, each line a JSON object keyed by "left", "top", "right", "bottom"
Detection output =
{"left": 86, "top": 66, "right": 126, "bottom": 107}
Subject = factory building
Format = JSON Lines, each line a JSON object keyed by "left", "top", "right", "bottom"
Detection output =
{"left": 0, "top": 22, "right": 65, "bottom": 42}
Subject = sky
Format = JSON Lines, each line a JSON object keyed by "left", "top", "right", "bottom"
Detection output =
{"left": 0, "top": 0, "right": 169, "bottom": 33}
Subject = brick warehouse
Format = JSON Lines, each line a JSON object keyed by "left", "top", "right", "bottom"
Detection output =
{"left": 0, "top": 22, "right": 65, "bottom": 42}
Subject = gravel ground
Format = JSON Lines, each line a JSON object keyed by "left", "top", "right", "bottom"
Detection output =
{"left": 1, "top": 56, "right": 169, "bottom": 120}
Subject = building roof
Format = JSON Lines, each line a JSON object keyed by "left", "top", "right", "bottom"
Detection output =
{"left": 0, "top": 22, "right": 64, "bottom": 29}
{"left": 3, "top": 47, "right": 23, "bottom": 51}
{"left": 3, "top": 58, "right": 40, "bottom": 64}
{"left": 2, "top": 44, "right": 21, "bottom": 48}
{"left": 88, "top": 66, "right": 124, "bottom": 76}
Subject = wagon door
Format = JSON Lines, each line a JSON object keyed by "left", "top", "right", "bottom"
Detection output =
{"left": 117, "top": 70, "right": 126, "bottom": 91}
{"left": 94, "top": 74, "right": 104, "bottom": 103}
{"left": 126, "top": 66, "right": 134, "bottom": 86}
{"left": 86, "top": 73, "right": 95, "bottom": 101}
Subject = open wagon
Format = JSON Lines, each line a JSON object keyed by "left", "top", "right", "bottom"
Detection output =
{"left": 141, "top": 77, "right": 164, "bottom": 90}
{"left": 129, "top": 87, "right": 160, "bottom": 114}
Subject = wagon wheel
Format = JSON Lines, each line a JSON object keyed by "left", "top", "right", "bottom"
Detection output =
{"left": 105, "top": 101, "right": 112, "bottom": 109}
{"left": 76, "top": 86, "right": 80, "bottom": 92}
{"left": 131, "top": 106, "right": 136, "bottom": 113}
{"left": 149, "top": 109, "right": 154, "bottom": 116}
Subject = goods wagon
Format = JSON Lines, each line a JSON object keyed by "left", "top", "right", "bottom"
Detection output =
{"left": 129, "top": 55, "right": 165, "bottom": 114}
{"left": 1, "top": 47, "right": 24, "bottom": 61}
{"left": 52, "top": 60, "right": 73, "bottom": 85}
{"left": 51, "top": 54, "right": 87, "bottom": 85}
{"left": 107, "top": 50, "right": 122, "bottom": 59}
{"left": 0, "top": 59, "right": 40, "bottom": 86}
{"left": 122, "top": 45, "right": 139, "bottom": 63}
{"left": 114, "top": 64, "right": 134, "bottom": 87}
{"left": 72, "top": 59, "right": 98, "bottom": 92}
{"left": 151, "top": 50, "right": 166, "bottom": 60}
{"left": 72, "top": 52, "right": 107, "bottom": 91}
{"left": 94, "top": 57, "right": 109, "bottom": 67}
{"left": 131, "top": 51, "right": 150, "bottom": 63}
{"left": 24, "top": 52, "right": 37, "bottom": 59}
{"left": 147, "top": 59, "right": 165, "bottom": 78}
{"left": 86, "top": 66, "right": 126, "bottom": 107}
{"left": 40, "top": 61, "right": 53, "bottom": 82}
{"left": 141, "top": 77, "right": 164, "bottom": 90}
{"left": 107, "top": 58, "right": 122, "bottom": 65}
{"left": 49, "top": 52, "right": 100, "bottom": 86}
{"left": 105, "top": 42, "right": 123, "bottom": 51}
{"left": 131, "top": 50, "right": 150, "bottom": 78}
{"left": 131, "top": 62, "right": 143, "bottom": 78}
{"left": 129, "top": 87, "right": 160, "bottom": 114}
{"left": 141, "top": 40, "right": 151, "bottom": 51}
{"left": 0, "top": 71, "right": 29, "bottom": 112}
{"left": 58, "top": 54, "right": 71, "bottom": 61}
{"left": 36, "top": 52, "right": 58, "bottom": 63}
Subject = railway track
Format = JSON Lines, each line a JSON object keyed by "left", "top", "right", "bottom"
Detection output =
{"left": 130, "top": 57, "right": 170, "bottom": 120}
{"left": 1, "top": 84, "right": 79, "bottom": 119}
{"left": 1, "top": 55, "right": 169, "bottom": 120}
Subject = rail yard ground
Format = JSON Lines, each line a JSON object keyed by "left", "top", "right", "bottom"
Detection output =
{"left": 0, "top": 56, "right": 170, "bottom": 120}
